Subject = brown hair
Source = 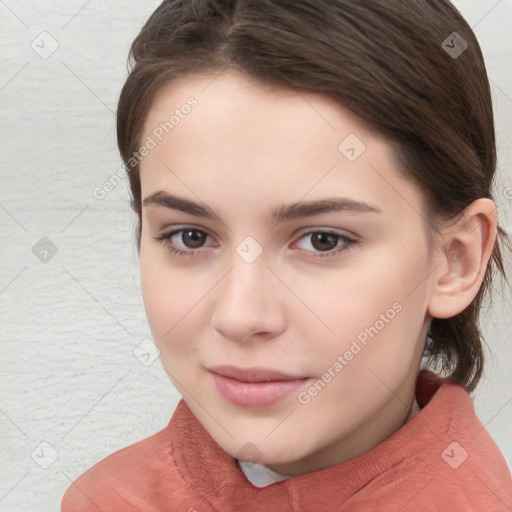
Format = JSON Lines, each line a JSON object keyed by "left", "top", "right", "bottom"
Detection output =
{"left": 116, "top": 0, "right": 509, "bottom": 392}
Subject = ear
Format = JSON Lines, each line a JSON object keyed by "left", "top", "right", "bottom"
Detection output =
{"left": 427, "top": 198, "right": 498, "bottom": 319}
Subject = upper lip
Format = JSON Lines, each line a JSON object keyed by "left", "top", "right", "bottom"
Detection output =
{"left": 209, "top": 365, "right": 307, "bottom": 383}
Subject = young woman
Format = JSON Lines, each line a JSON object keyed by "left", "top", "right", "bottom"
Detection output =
{"left": 62, "top": 0, "right": 512, "bottom": 510}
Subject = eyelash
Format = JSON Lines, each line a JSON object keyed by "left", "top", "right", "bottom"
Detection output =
{"left": 153, "top": 227, "right": 357, "bottom": 260}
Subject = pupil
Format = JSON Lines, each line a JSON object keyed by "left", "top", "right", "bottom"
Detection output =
{"left": 184, "top": 230, "right": 205, "bottom": 248}
{"left": 312, "top": 233, "right": 337, "bottom": 251}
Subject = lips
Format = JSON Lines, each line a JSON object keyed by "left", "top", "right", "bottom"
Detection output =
{"left": 208, "top": 365, "right": 310, "bottom": 408}
{"left": 209, "top": 365, "right": 306, "bottom": 382}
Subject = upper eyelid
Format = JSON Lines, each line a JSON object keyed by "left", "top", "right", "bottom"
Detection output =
{"left": 160, "top": 225, "right": 354, "bottom": 237}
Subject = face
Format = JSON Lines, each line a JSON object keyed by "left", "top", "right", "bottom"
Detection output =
{"left": 138, "top": 69, "right": 435, "bottom": 476}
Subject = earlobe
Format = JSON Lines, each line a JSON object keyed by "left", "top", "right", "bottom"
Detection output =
{"left": 427, "top": 199, "right": 498, "bottom": 319}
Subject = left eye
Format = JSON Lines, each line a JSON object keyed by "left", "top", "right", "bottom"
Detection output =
{"left": 293, "top": 231, "right": 355, "bottom": 258}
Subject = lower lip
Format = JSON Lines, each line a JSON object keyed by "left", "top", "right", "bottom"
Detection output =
{"left": 211, "top": 372, "right": 310, "bottom": 408}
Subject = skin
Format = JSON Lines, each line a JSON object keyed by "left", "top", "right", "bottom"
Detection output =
{"left": 137, "top": 69, "right": 497, "bottom": 476}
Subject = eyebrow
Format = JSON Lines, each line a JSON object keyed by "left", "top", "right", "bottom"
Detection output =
{"left": 142, "top": 191, "right": 381, "bottom": 223}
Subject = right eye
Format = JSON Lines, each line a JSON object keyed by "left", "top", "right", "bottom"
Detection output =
{"left": 153, "top": 227, "right": 215, "bottom": 257}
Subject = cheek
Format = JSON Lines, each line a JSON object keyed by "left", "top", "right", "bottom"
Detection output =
{"left": 140, "top": 245, "right": 189, "bottom": 343}
{"left": 303, "top": 247, "right": 429, "bottom": 371}
{"left": 310, "top": 255, "right": 408, "bottom": 328}
{"left": 139, "top": 244, "right": 214, "bottom": 365}
{"left": 140, "top": 246, "right": 168, "bottom": 334}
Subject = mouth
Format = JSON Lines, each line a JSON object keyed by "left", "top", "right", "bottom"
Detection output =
{"left": 208, "top": 365, "right": 310, "bottom": 408}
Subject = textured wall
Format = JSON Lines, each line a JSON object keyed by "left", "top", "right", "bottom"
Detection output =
{"left": 0, "top": 1, "right": 510, "bottom": 510}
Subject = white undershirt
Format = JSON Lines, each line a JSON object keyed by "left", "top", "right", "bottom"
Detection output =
{"left": 237, "top": 459, "right": 292, "bottom": 487}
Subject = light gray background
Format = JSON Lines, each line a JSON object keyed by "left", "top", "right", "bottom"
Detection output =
{"left": 0, "top": 1, "right": 511, "bottom": 510}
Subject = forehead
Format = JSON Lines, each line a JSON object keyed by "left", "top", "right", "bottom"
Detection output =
{"left": 139, "top": 69, "right": 426, "bottom": 225}
{"left": 144, "top": 69, "right": 375, "bottom": 148}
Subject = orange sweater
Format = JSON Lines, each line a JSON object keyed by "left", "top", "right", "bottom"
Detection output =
{"left": 61, "top": 371, "right": 512, "bottom": 511}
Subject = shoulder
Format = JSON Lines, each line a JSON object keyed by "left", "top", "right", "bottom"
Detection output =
{"left": 399, "top": 373, "right": 512, "bottom": 510}
{"left": 60, "top": 419, "right": 181, "bottom": 512}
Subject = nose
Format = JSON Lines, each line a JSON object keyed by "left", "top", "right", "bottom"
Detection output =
{"left": 211, "top": 254, "right": 286, "bottom": 344}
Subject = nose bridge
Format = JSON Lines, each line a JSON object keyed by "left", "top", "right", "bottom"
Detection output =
{"left": 211, "top": 240, "right": 285, "bottom": 341}
{"left": 221, "top": 246, "right": 273, "bottom": 311}
{"left": 225, "top": 234, "right": 270, "bottom": 297}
